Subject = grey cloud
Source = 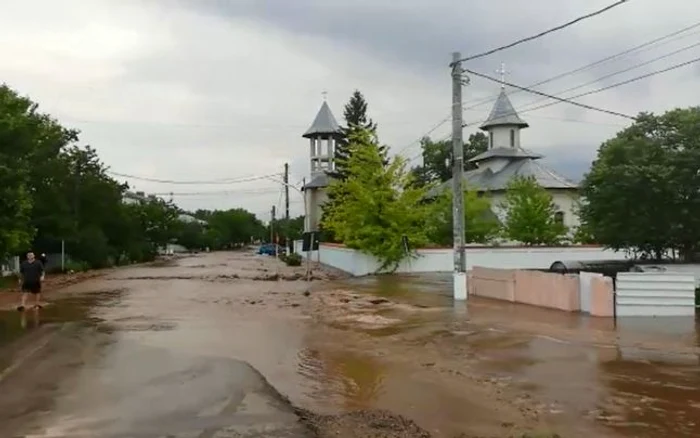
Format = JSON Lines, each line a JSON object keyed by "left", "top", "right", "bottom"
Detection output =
{"left": 174, "top": 0, "right": 669, "bottom": 89}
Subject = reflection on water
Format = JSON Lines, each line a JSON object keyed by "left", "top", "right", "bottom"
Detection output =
{"left": 334, "top": 273, "right": 700, "bottom": 437}
{"left": 297, "top": 347, "right": 386, "bottom": 412}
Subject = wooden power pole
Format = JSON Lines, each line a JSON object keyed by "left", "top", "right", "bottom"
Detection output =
{"left": 451, "top": 51, "right": 467, "bottom": 300}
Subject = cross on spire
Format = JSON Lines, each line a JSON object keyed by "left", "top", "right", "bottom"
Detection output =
{"left": 322, "top": 90, "right": 328, "bottom": 101}
{"left": 496, "top": 62, "right": 509, "bottom": 89}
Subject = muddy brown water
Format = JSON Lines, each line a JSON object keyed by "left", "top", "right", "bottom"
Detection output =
{"left": 0, "top": 255, "right": 699, "bottom": 437}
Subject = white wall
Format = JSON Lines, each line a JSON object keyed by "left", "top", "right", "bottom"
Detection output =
{"left": 305, "top": 187, "right": 328, "bottom": 232}
{"left": 294, "top": 241, "right": 629, "bottom": 276}
{"left": 490, "top": 190, "right": 580, "bottom": 230}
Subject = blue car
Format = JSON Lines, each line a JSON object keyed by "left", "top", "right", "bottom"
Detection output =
{"left": 258, "top": 244, "right": 283, "bottom": 256}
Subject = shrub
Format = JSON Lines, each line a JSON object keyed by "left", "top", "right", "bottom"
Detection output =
{"left": 284, "top": 253, "right": 302, "bottom": 266}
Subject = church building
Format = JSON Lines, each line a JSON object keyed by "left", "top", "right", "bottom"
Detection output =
{"left": 300, "top": 100, "right": 343, "bottom": 232}
{"left": 431, "top": 87, "right": 580, "bottom": 230}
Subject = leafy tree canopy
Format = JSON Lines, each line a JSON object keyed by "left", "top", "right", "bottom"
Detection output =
{"left": 410, "top": 132, "right": 488, "bottom": 186}
{"left": 580, "top": 108, "right": 700, "bottom": 260}
{"left": 428, "top": 188, "right": 501, "bottom": 246}
{"left": 500, "top": 176, "right": 567, "bottom": 246}
{"left": 322, "top": 128, "right": 432, "bottom": 272}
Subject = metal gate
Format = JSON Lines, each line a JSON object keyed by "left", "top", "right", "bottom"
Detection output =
{"left": 615, "top": 272, "right": 696, "bottom": 317}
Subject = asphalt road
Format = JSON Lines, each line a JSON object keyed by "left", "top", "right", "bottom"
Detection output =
{"left": 0, "top": 253, "right": 317, "bottom": 438}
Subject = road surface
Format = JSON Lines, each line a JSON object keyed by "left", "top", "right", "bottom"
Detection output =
{"left": 2, "top": 252, "right": 700, "bottom": 437}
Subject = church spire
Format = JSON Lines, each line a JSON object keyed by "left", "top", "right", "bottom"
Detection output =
{"left": 479, "top": 88, "right": 529, "bottom": 131}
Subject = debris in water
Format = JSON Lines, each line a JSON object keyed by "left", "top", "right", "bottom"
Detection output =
{"left": 297, "top": 409, "right": 432, "bottom": 438}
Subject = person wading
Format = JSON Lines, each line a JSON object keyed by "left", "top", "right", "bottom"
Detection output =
{"left": 18, "top": 251, "right": 45, "bottom": 311}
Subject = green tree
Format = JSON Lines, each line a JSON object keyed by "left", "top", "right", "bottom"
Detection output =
{"left": 0, "top": 84, "right": 86, "bottom": 258}
{"left": 269, "top": 215, "right": 305, "bottom": 246}
{"left": 322, "top": 128, "right": 431, "bottom": 271}
{"left": 332, "top": 90, "right": 385, "bottom": 181}
{"left": 207, "top": 208, "right": 265, "bottom": 248}
{"left": 176, "top": 221, "right": 209, "bottom": 250}
{"left": 580, "top": 108, "right": 700, "bottom": 260}
{"left": 428, "top": 189, "right": 501, "bottom": 246}
{"left": 500, "top": 176, "right": 567, "bottom": 245}
{"left": 410, "top": 132, "right": 489, "bottom": 186}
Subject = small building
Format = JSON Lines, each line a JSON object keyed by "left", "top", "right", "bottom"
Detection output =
{"left": 301, "top": 100, "right": 344, "bottom": 232}
{"left": 122, "top": 190, "right": 147, "bottom": 205}
{"left": 429, "top": 87, "right": 580, "bottom": 229}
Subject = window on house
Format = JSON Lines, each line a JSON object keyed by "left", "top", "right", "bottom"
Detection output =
{"left": 554, "top": 211, "right": 565, "bottom": 225}
{"left": 510, "top": 129, "right": 515, "bottom": 147}
{"left": 489, "top": 132, "right": 493, "bottom": 148}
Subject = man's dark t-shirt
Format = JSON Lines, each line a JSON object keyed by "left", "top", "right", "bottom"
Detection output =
{"left": 20, "top": 260, "right": 44, "bottom": 285}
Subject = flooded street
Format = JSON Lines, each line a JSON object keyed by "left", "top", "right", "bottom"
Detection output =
{"left": 0, "top": 253, "right": 699, "bottom": 437}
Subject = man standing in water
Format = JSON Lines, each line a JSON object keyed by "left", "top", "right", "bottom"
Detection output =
{"left": 18, "top": 251, "right": 45, "bottom": 311}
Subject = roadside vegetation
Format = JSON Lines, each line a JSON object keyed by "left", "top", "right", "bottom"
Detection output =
{"left": 321, "top": 91, "right": 700, "bottom": 269}
{"left": 0, "top": 84, "right": 296, "bottom": 273}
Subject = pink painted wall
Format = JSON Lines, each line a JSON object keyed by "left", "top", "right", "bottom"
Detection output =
{"left": 469, "top": 266, "right": 580, "bottom": 312}
{"left": 589, "top": 276, "right": 615, "bottom": 317}
{"left": 513, "top": 270, "right": 580, "bottom": 311}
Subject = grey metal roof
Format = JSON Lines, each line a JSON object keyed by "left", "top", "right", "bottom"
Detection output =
{"left": 427, "top": 158, "right": 577, "bottom": 197}
{"left": 302, "top": 101, "right": 342, "bottom": 138}
{"left": 468, "top": 147, "right": 542, "bottom": 163}
{"left": 479, "top": 89, "right": 529, "bottom": 130}
{"left": 302, "top": 173, "right": 331, "bottom": 190}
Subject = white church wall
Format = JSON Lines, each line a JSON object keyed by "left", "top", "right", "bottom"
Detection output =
{"left": 487, "top": 190, "right": 581, "bottom": 232}
{"left": 294, "top": 241, "right": 629, "bottom": 277}
{"left": 304, "top": 188, "right": 329, "bottom": 232}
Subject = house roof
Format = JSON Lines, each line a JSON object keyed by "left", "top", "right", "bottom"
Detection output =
{"left": 302, "top": 173, "right": 331, "bottom": 190}
{"left": 479, "top": 89, "right": 529, "bottom": 130}
{"left": 302, "top": 101, "right": 343, "bottom": 138}
{"left": 467, "top": 147, "right": 542, "bottom": 163}
{"left": 427, "top": 159, "right": 577, "bottom": 197}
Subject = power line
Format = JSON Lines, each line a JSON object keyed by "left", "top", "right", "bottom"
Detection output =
{"left": 462, "top": 55, "right": 700, "bottom": 126}
{"left": 458, "top": 22, "right": 700, "bottom": 115}
{"left": 393, "top": 116, "right": 451, "bottom": 156}
{"left": 396, "top": 21, "right": 700, "bottom": 160}
{"left": 150, "top": 188, "right": 282, "bottom": 196}
{"left": 508, "top": 41, "right": 700, "bottom": 114}
{"left": 463, "top": 67, "right": 633, "bottom": 121}
{"left": 451, "top": 0, "right": 632, "bottom": 65}
{"left": 107, "top": 171, "right": 281, "bottom": 185}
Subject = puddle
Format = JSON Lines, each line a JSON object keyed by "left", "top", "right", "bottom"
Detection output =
{"left": 332, "top": 273, "right": 700, "bottom": 437}
{"left": 0, "top": 289, "right": 126, "bottom": 370}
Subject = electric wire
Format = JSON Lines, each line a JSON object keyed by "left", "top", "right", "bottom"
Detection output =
{"left": 461, "top": 55, "right": 700, "bottom": 126}
{"left": 396, "top": 21, "right": 700, "bottom": 159}
{"left": 458, "top": 24, "right": 700, "bottom": 115}
{"left": 107, "top": 171, "right": 282, "bottom": 185}
{"left": 497, "top": 41, "right": 700, "bottom": 117}
{"left": 451, "top": 0, "right": 632, "bottom": 65}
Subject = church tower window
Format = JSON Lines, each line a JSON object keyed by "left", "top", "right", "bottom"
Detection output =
{"left": 489, "top": 132, "right": 493, "bottom": 148}
{"left": 510, "top": 129, "right": 515, "bottom": 147}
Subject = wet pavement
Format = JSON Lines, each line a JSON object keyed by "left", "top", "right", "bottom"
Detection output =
{"left": 0, "top": 254, "right": 700, "bottom": 437}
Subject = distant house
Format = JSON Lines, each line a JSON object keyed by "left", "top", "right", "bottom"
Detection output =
{"left": 178, "top": 213, "right": 207, "bottom": 227}
{"left": 122, "top": 190, "right": 147, "bottom": 205}
{"left": 427, "top": 87, "right": 580, "bottom": 230}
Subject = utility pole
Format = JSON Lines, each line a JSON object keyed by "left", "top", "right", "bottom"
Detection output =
{"left": 451, "top": 51, "right": 467, "bottom": 301}
{"left": 284, "top": 163, "right": 290, "bottom": 220}
{"left": 270, "top": 205, "right": 276, "bottom": 243}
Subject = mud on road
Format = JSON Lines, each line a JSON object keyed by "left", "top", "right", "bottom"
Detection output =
{"left": 2, "top": 251, "right": 696, "bottom": 437}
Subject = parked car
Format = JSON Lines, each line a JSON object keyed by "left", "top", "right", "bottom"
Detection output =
{"left": 257, "top": 244, "right": 284, "bottom": 256}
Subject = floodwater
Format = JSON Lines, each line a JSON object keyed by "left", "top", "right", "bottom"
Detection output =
{"left": 334, "top": 273, "right": 700, "bottom": 437}
{"left": 0, "top": 255, "right": 699, "bottom": 437}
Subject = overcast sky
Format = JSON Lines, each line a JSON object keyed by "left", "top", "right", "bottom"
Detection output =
{"left": 1, "top": 0, "right": 699, "bottom": 221}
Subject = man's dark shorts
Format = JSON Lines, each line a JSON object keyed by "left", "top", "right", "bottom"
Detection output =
{"left": 21, "top": 282, "right": 41, "bottom": 294}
